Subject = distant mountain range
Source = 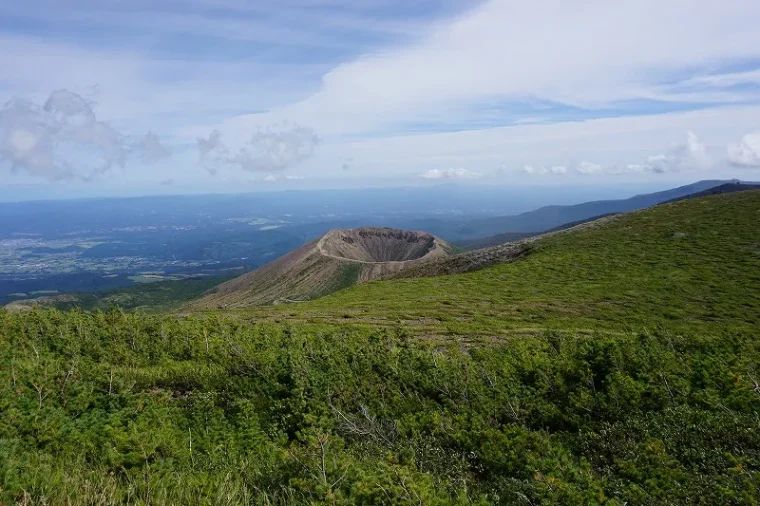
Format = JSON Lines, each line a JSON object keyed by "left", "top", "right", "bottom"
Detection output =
{"left": 664, "top": 181, "right": 760, "bottom": 203}
{"left": 449, "top": 179, "right": 751, "bottom": 239}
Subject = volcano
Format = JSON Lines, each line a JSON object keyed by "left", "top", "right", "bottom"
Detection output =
{"left": 189, "top": 227, "right": 452, "bottom": 308}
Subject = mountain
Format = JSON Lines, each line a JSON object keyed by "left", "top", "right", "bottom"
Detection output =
{"left": 246, "top": 190, "right": 760, "bottom": 338}
{"left": 454, "top": 231, "right": 538, "bottom": 251}
{"left": 665, "top": 181, "right": 760, "bottom": 203}
{"left": 451, "top": 179, "right": 735, "bottom": 238}
{"left": 454, "top": 213, "right": 618, "bottom": 251}
{"left": 189, "top": 227, "right": 452, "bottom": 309}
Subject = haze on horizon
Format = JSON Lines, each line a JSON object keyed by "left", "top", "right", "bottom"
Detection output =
{"left": 1, "top": 0, "right": 760, "bottom": 200}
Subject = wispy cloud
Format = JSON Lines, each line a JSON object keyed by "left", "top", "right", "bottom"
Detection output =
{"left": 234, "top": 0, "right": 760, "bottom": 136}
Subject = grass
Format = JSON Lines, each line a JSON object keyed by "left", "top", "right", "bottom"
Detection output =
{"left": 27, "top": 275, "right": 239, "bottom": 313}
{"left": 1, "top": 310, "right": 758, "bottom": 505}
{"left": 1, "top": 191, "right": 759, "bottom": 504}
{"left": 238, "top": 191, "right": 760, "bottom": 338}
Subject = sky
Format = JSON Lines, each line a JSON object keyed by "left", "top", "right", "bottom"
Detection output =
{"left": 1, "top": 0, "right": 760, "bottom": 199}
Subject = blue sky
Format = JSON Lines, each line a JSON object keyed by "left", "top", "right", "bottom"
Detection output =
{"left": 1, "top": 0, "right": 760, "bottom": 197}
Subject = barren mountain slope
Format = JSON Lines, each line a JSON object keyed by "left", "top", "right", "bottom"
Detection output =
{"left": 189, "top": 227, "right": 451, "bottom": 308}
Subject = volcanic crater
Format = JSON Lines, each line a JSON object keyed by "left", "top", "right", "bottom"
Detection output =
{"left": 190, "top": 227, "right": 451, "bottom": 308}
{"left": 318, "top": 227, "right": 444, "bottom": 263}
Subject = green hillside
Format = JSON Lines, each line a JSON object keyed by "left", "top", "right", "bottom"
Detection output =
{"left": 5, "top": 275, "right": 237, "bottom": 314}
{"left": 245, "top": 191, "right": 760, "bottom": 339}
{"left": 1, "top": 191, "right": 759, "bottom": 505}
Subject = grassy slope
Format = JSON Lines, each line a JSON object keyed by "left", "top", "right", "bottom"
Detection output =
{"left": 2, "top": 312, "right": 758, "bottom": 505}
{"left": 2, "top": 191, "right": 760, "bottom": 505}
{"left": 88, "top": 275, "right": 239, "bottom": 312}
{"left": 242, "top": 191, "right": 760, "bottom": 338}
{"left": 7, "top": 275, "right": 237, "bottom": 313}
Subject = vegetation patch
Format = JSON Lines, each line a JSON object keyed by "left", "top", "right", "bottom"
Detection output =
{"left": 0, "top": 310, "right": 758, "bottom": 505}
{"left": 2, "top": 192, "right": 759, "bottom": 504}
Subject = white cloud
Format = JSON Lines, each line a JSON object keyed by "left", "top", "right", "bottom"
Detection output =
{"left": 261, "top": 173, "right": 305, "bottom": 183}
{"left": 305, "top": 106, "right": 760, "bottom": 182}
{"left": 576, "top": 161, "right": 603, "bottom": 175}
{"left": 522, "top": 165, "right": 567, "bottom": 176}
{"left": 225, "top": 0, "right": 760, "bottom": 137}
{"left": 645, "top": 131, "right": 711, "bottom": 173}
{"left": 196, "top": 130, "right": 223, "bottom": 175}
{"left": 3, "top": 0, "right": 760, "bottom": 188}
{"left": 727, "top": 132, "right": 760, "bottom": 168}
{"left": 550, "top": 165, "right": 567, "bottom": 175}
{"left": 197, "top": 124, "right": 320, "bottom": 176}
{"left": 622, "top": 164, "right": 653, "bottom": 174}
{"left": 134, "top": 131, "right": 171, "bottom": 163}
{"left": 0, "top": 89, "right": 166, "bottom": 182}
{"left": 420, "top": 168, "right": 482, "bottom": 180}
{"left": 574, "top": 132, "right": 712, "bottom": 176}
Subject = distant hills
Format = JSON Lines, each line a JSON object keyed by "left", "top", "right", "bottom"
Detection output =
{"left": 664, "top": 181, "right": 760, "bottom": 203}
{"left": 448, "top": 180, "right": 760, "bottom": 251}
{"left": 449, "top": 179, "right": 745, "bottom": 239}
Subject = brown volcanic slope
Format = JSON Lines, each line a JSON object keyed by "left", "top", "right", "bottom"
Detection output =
{"left": 190, "top": 227, "right": 452, "bottom": 309}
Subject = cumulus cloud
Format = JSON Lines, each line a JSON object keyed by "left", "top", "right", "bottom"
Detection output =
{"left": 576, "top": 161, "right": 603, "bottom": 175}
{"left": 134, "top": 131, "right": 171, "bottom": 163}
{"left": 575, "top": 132, "right": 712, "bottom": 176}
{"left": 0, "top": 90, "right": 170, "bottom": 182}
{"left": 196, "top": 130, "right": 224, "bottom": 175}
{"left": 727, "top": 132, "right": 760, "bottom": 168}
{"left": 551, "top": 166, "right": 567, "bottom": 175}
{"left": 261, "top": 173, "right": 306, "bottom": 183}
{"left": 420, "top": 168, "right": 482, "bottom": 180}
{"left": 522, "top": 165, "right": 567, "bottom": 176}
{"left": 197, "top": 123, "right": 320, "bottom": 176}
{"left": 645, "top": 131, "right": 711, "bottom": 173}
